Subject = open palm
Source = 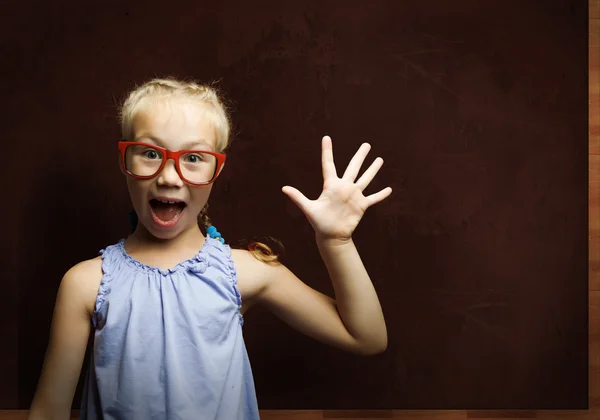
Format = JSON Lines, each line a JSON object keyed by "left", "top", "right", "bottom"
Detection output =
{"left": 282, "top": 136, "right": 392, "bottom": 241}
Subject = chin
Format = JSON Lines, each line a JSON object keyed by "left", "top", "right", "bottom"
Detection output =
{"left": 149, "top": 229, "right": 181, "bottom": 241}
{"left": 160, "top": 216, "right": 202, "bottom": 238}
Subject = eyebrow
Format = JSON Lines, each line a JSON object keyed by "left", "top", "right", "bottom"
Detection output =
{"left": 137, "top": 135, "right": 214, "bottom": 151}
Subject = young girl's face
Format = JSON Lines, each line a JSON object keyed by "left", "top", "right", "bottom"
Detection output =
{"left": 125, "top": 96, "right": 221, "bottom": 241}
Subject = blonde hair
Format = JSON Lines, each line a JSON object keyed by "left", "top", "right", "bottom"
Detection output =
{"left": 119, "top": 77, "right": 230, "bottom": 152}
{"left": 120, "top": 77, "right": 282, "bottom": 264}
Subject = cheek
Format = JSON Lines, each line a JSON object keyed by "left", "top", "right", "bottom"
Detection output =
{"left": 188, "top": 185, "right": 214, "bottom": 210}
{"left": 126, "top": 179, "right": 150, "bottom": 202}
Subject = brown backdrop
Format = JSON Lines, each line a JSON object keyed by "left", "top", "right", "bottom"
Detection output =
{"left": 0, "top": 0, "right": 593, "bottom": 416}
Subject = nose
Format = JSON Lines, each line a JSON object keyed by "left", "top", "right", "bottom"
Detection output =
{"left": 156, "top": 158, "right": 184, "bottom": 187}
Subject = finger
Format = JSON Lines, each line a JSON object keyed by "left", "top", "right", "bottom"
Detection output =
{"left": 366, "top": 187, "right": 393, "bottom": 207}
{"left": 321, "top": 136, "right": 338, "bottom": 181}
{"left": 356, "top": 157, "right": 384, "bottom": 191}
{"left": 282, "top": 186, "right": 312, "bottom": 212}
{"left": 342, "top": 143, "right": 371, "bottom": 182}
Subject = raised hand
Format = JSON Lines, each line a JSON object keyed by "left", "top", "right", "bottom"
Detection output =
{"left": 282, "top": 136, "right": 392, "bottom": 242}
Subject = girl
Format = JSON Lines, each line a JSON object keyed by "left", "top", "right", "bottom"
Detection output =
{"left": 28, "top": 77, "right": 392, "bottom": 420}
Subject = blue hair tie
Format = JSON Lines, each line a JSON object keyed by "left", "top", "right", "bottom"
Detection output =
{"left": 207, "top": 225, "right": 225, "bottom": 244}
{"left": 128, "top": 210, "right": 224, "bottom": 244}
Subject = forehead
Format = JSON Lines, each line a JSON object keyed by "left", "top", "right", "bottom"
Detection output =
{"left": 131, "top": 96, "right": 217, "bottom": 151}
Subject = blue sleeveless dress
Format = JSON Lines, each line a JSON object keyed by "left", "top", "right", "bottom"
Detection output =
{"left": 80, "top": 235, "right": 260, "bottom": 419}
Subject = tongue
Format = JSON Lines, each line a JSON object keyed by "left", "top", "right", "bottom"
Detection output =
{"left": 152, "top": 201, "right": 183, "bottom": 222}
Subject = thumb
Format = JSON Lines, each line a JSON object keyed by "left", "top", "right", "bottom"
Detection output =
{"left": 281, "top": 186, "right": 311, "bottom": 211}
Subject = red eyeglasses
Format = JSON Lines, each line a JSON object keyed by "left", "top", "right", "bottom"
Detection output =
{"left": 118, "top": 141, "right": 227, "bottom": 185}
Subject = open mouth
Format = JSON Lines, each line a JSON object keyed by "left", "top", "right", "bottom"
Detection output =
{"left": 149, "top": 199, "right": 187, "bottom": 224}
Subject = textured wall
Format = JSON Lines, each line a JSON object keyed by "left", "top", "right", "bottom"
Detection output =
{"left": 0, "top": 0, "right": 588, "bottom": 410}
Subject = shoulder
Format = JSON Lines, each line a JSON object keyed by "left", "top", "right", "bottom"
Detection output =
{"left": 230, "top": 248, "right": 281, "bottom": 308}
{"left": 59, "top": 256, "right": 103, "bottom": 318}
{"left": 230, "top": 248, "right": 283, "bottom": 282}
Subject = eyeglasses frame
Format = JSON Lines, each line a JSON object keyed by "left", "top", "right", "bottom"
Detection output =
{"left": 118, "top": 141, "right": 227, "bottom": 185}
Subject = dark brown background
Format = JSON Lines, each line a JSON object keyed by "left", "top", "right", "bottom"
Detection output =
{"left": 0, "top": 0, "right": 589, "bottom": 412}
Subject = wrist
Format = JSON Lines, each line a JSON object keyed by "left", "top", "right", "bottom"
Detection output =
{"left": 315, "top": 234, "right": 354, "bottom": 249}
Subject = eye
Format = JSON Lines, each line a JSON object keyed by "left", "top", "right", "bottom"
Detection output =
{"left": 185, "top": 154, "right": 203, "bottom": 163}
{"left": 143, "top": 149, "right": 161, "bottom": 160}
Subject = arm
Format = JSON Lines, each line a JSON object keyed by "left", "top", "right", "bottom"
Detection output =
{"left": 315, "top": 236, "right": 387, "bottom": 353}
{"left": 27, "top": 259, "right": 100, "bottom": 420}
{"left": 254, "top": 243, "right": 387, "bottom": 356}
{"left": 258, "top": 136, "right": 392, "bottom": 355}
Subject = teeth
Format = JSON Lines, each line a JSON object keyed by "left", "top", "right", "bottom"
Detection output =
{"left": 159, "top": 199, "right": 179, "bottom": 204}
